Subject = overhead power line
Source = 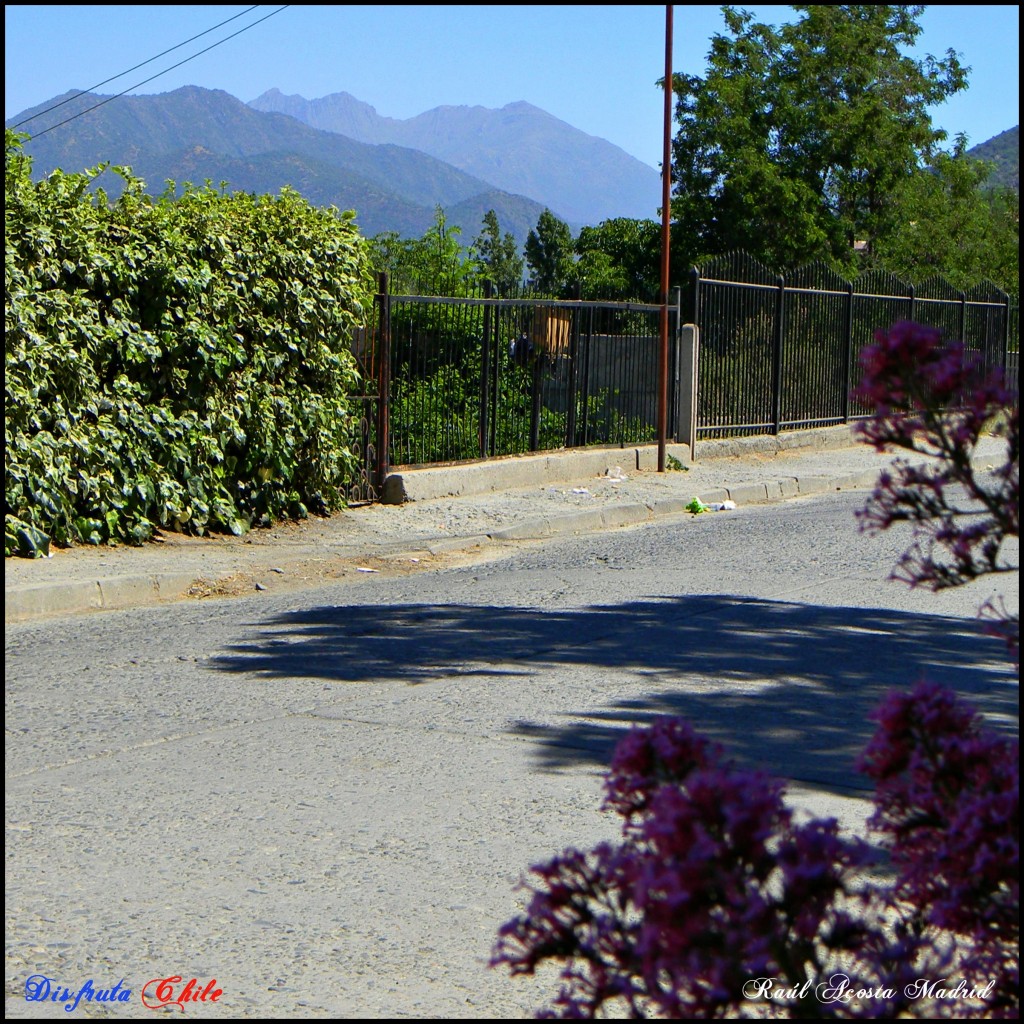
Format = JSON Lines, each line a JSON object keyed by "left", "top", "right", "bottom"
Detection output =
{"left": 18, "top": 5, "right": 291, "bottom": 141}
{"left": 11, "top": 5, "right": 261, "bottom": 129}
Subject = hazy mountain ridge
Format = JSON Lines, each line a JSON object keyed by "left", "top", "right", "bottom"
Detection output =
{"left": 6, "top": 87, "right": 550, "bottom": 241}
{"left": 249, "top": 88, "right": 662, "bottom": 224}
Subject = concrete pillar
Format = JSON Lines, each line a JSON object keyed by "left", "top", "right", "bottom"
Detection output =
{"left": 675, "top": 324, "right": 700, "bottom": 462}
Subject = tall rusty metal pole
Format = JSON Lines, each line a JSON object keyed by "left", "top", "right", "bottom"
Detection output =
{"left": 657, "top": 5, "right": 673, "bottom": 472}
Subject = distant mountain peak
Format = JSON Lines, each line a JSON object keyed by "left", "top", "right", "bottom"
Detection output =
{"left": 251, "top": 87, "right": 379, "bottom": 114}
{"left": 249, "top": 88, "right": 661, "bottom": 223}
{"left": 500, "top": 100, "right": 550, "bottom": 115}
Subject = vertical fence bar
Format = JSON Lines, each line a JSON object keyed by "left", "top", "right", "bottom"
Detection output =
{"left": 689, "top": 267, "right": 701, "bottom": 436}
{"left": 375, "top": 272, "right": 391, "bottom": 483}
{"left": 529, "top": 348, "right": 542, "bottom": 451}
{"left": 842, "top": 280, "right": 854, "bottom": 423}
{"left": 580, "top": 306, "right": 593, "bottom": 445}
{"left": 480, "top": 280, "right": 492, "bottom": 458}
{"left": 1003, "top": 292, "right": 1012, "bottom": 377}
{"left": 1009, "top": 301, "right": 1020, "bottom": 395}
{"left": 772, "top": 274, "right": 785, "bottom": 435}
{"left": 670, "top": 286, "right": 681, "bottom": 438}
{"left": 565, "top": 296, "right": 581, "bottom": 447}
{"left": 489, "top": 300, "right": 501, "bottom": 456}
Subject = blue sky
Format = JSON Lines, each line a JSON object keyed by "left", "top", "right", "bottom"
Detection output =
{"left": 5, "top": 5, "right": 1019, "bottom": 169}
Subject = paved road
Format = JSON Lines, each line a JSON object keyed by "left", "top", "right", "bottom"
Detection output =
{"left": 5, "top": 488, "right": 1017, "bottom": 1018}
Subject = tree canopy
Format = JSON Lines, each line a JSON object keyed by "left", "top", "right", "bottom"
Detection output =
{"left": 871, "top": 140, "right": 1019, "bottom": 294}
{"left": 670, "top": 5, "right": 970, "bottom": 274}
{"left": 575, "top": 218, "right": 661, "bottom": 300}
{"left": 524, "top": 209, "right": 576, "bottom": 294}
{"left": 472, "top": 209, "right": 525, "bottom": 295}
{"left": 367, "top": 206, "right": 479, "bottom": 295}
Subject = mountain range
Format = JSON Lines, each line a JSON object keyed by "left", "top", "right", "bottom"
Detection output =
{"left": 7, "top": 86, "right": 661, "bottom": 243}
{"left": 248, "top": 88, "right": 662, "bottom": 225}
{"left": 6, "top": 86, "right": 1016, "bottom": 246}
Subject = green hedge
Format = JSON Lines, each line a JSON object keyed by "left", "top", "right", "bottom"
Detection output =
{"left": 5, "top": 131, "right": 374, "bottom": 556}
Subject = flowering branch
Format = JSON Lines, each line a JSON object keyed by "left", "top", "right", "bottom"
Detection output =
{"left": 859, "top": 682, "right": 1020, "bottom": 1018}
{"left": 494, "top": 698, "right": 1018, "bottom": 1019}
{"left": 852, "top": 321, "right": 1019, "bottom": 662}
{"left": 493, "top": 719, "right": 876, "bottom": 1019}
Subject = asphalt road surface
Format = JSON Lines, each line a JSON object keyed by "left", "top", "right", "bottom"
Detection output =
{"left": 5, "top": 488, "right": 1018, "bottom": 1018}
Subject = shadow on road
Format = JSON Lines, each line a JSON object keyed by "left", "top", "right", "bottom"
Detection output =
{"left": 210, "top": 594, "right": 1017, "bottom": 795}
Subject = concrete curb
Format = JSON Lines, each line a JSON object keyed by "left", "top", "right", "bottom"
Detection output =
{"left": 5, "top": 467, "right": 887, "bottom": 624}
{"left": 379, "top": 444, "right": 695, "bottom": 504}
{"left": 5, "top": 572, "right": 198, "bottom": 622}
{"left": 380, "top": 425, "right": 861, "bottom": 505}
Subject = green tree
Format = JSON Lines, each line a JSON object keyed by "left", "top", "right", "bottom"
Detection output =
{"left": 472, "top": 209, "right": 525, "bottom": 295}
{"left": 575, "top": 218, "right": 661, "bottom": 299}
{"left": 872, "top": 139, "right": 1019, "bottom": 294}
{"left": 524, "top": 208, "right": 576, "bottom": 294}
{"left": 670, "top": 5, "right": 969, "bottom": 272}
{"left": 367, "top": 206, "right": 479, "bottom": 295}
{"left": 364, "top": 229, "right": 406, "bottom": 286}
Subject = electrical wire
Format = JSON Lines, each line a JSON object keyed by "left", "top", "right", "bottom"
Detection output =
{"left": 20, "top": 5, "right": 291, "bottom": 141}
{"left": 11, "top": 5, "right": 261, "bottom": 129}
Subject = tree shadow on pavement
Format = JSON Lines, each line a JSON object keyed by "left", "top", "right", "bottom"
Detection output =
{"left": 210, "top": 594, "right": 1017, "bottom": 796}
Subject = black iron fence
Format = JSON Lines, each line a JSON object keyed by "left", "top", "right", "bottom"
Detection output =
{"left": 355, "top": 275, "right": 679, "bottom": 476}
{"left": 689, "top": 253, "right": 1017, "bottom": 439}
{"left": 346, "top": 258, "right": 1017, "bottom": 491}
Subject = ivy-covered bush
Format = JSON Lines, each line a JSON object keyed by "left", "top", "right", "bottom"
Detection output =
{"left": 5, "top": 130, "right": 373, "bottom": 555}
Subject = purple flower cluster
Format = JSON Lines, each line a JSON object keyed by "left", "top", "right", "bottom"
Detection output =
{"left": 852, "top": 321, "right": 1018, "bottom": 663}
{"left": 493, "top": 719, "right": 876, "bottom": 1019}
{"left": 494, "top": 695, "right": 1018, "bottom": 1019}
{"left": 861, "top": 682, "right": 1019, "bottom": 1017}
